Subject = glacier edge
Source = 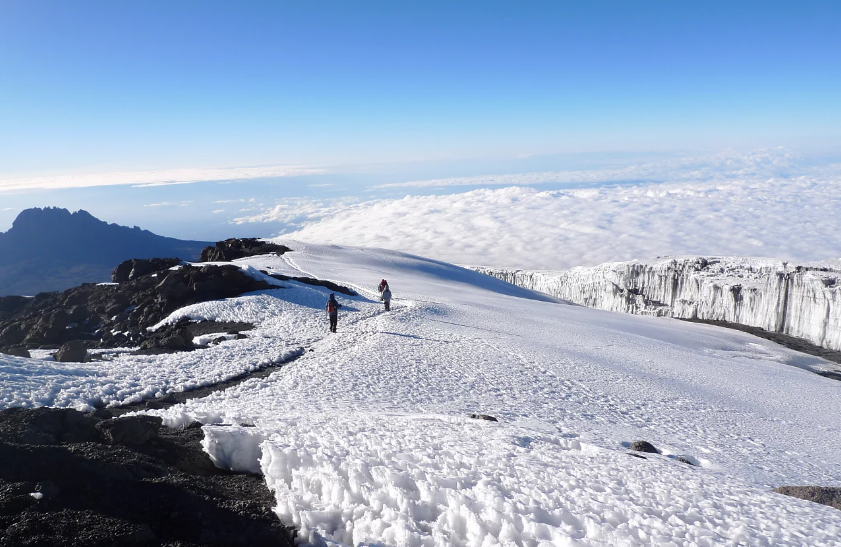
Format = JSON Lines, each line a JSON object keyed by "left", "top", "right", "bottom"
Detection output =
{"left": 473, "top": 256, "right": 841, "bottom": 352}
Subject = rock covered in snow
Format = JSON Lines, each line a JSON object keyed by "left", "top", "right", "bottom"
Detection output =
{"left": 475, "top": 256, "right": 841, "bottom": 351}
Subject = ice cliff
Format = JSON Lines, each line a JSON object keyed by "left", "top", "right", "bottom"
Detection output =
{"left": 474, "top": 257, "right": 841, "bottom": 352}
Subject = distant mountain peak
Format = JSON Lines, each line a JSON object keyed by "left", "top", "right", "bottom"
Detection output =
{"left": 0, "top": 208, "right": 211, "bottom": 296}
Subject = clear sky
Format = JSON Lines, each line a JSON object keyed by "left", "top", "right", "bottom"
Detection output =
{"left": 1, "top": 1, "right": 840, "bottom": 252}
{"left": 2, "top": 0, "right": 840, "bottom": 177}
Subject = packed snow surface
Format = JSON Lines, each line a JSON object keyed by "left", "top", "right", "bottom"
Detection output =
{"left": 0, "top": 274, "right": 354, "bottom": 410}
{"left": 131, "top": 241, "right": 841, "bottom": 546}
{"left": 474, "top": 256, "right": 841, "bottom": 352}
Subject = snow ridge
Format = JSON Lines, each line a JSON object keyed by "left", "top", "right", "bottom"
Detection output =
{"left": 474, "top": 256, "right": 841, "bottom": 351}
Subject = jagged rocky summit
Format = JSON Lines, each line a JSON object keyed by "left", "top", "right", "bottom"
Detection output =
{"left": 0, "top": 207, "right": 210, "bottom": 296}
{"left": 474, "top": 256, "right": 841, "bottom": 352}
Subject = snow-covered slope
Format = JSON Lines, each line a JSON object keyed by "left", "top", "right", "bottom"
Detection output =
{"left": 474, "top": 257, "right": 841, "bottom": 352}
{"left": 120, "top": 241, "right": 841, "bottom": 546}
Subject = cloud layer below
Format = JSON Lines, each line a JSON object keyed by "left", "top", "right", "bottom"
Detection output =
{"left": 375, "top": 149, "right": 826, "bottom": 189}
{"left": 250, "top": 173, "right": 841, "bottom": 270}
{"left": 0, "top": 165, "right": 324, "bottom": 192}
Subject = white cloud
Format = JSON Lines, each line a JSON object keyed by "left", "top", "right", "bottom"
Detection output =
{"left": 211, "top": 209, "right": 225, "bottom": 214}
{"left": 251, "top": 173, "right": 841, "bottom": 270}
{"left": 0, "top": 165, "right": 325, "bottom": 192}
{"left": 144, "top": 201, "right": 193, "bottom": 208}
{"left": 233, "top": 196, "right": 364, "bottom": 228}
{"left": 375, "top": 148, "right": 816, "bottom": 189}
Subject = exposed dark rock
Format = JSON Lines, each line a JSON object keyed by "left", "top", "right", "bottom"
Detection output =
{"left": 775, "top": 486, "right": 841, "bottom": 511}
{"left": 629, "top": 440, "right": 659, "bottom": 454}
{"left": 0, "top": 407, "right": 295, "bottom": 546}
{"left": 0, "top": 296, "right": 30, "bottom": 321}
{"left": 199, "top": 238, "right": 291, "bottom": 262}
{"left": 112, "top": 258, "right": 183, "bottom": 283}
{"left": 264, "top": 271, "right": 357, "bottom": 296}
{"left": 54, "top": 340, "right": 87, "bottom": 363}
{"left": 0, "top": 408, "right": 100, "bottom": 445}
{"left": 0, "top": 347, "right": 29, "bottom": 358}
{"left": 0, "top": 264, "right": 275, "bottom": 353}
{"left": 96, "top": 416, "right": 162, "bottom": 446}
{"left": 675, "top": 456, "right": 695, "bottom": 465}
{"left": 469, "top": 414, "right": 499, "bottom": 422}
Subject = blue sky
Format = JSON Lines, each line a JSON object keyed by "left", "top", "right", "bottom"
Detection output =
{"left": 1, "top": 1, "right": 840, "bottom": 241}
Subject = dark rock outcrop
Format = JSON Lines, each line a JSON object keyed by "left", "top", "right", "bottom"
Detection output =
{"left": 96, "top": 416, "right": 162, "bottom": 446}
{"left": 54, "top": 340, "right": 88, "bottom": 363}
{"left": 0, "top": 407, "right": 294, "bottom": 546}
{"left": 200, "top": 238, "right": 291, "bottom": 262}
{"left": 0, "top": 347, "right": 29, "bottom": 358}
{"left": 469, "top": 414, "right": 499, "bottom": 422}
{"left": 0, "top": 264, "right": 276, "bottom": 353}
{"left": 111, "top": 258, "right": 183, "bottom": 283}
{"left": 629, "top": 440, "right": 659, "bottom": 454}
{"left": 775, "top": 486, "right": 841, "bottom": 511}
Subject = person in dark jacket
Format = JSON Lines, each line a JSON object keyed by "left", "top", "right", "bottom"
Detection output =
{"left": 381, "top": 285, "right": 392, "bottom": 311}
{"left": 326, "top": 293, "right": 342, "bottom": 332}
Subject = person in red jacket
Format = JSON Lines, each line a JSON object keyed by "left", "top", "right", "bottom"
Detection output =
{"left": 325, "top": 293, "right": 343, "bottom": 333}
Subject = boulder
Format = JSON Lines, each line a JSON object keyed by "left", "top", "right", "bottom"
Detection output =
{"left": 96, "top": 416, "right": 163, "bottom": 446}
{"left": 1, "top": 347, "right": 30, "bottom": 358}
{"left": 629, "top": 440, "right": 659, "bottom": 454}
{"left": 469, "top": 413, "right": 499, "bottom": 422}
{"left": 54, "top": 340, "right": 88, "bottom": 362}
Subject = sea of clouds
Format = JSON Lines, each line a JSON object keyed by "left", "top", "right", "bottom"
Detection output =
{"left": 235, "top": 149, "right": 841, "bottom": 270}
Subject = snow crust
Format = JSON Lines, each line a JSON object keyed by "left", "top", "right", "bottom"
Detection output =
{"left": 475, "top": 256, "right": 841, "bottom": 352}
{"left": 137, "top": 241, "right": 841, "bottom": 546}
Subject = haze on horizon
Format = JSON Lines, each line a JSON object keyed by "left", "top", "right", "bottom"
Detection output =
{"left": 1, "top": 1, "right": 840, "bottom": 266}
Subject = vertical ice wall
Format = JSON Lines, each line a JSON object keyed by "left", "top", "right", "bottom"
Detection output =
{"left": 474, "top": 257, "right": 841, "bottom": 351}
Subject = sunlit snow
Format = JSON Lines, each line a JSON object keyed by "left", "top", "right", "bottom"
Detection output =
{"left": 4, "top": 241, "right": 841, "bottom": 543}
{"left": 137, "top": 241, "right": 841, "bottom": 546}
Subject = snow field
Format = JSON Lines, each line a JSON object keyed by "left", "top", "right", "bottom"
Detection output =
{"left": 0, "top": 273, "right": 380, "bottom": 410}
{"left": 145, "top": 242, "right": 841, "bottom": 546}
{"left": 247, "top": 413, "right": 838, "bottom": 547}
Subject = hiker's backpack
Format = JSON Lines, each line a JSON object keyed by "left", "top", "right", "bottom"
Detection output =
{"left": 327, "top": 301, "right": 336, "bottom": 314}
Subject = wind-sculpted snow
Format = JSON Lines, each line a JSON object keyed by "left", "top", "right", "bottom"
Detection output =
{"left": 475, "top": 257, "right": 841, "bottom": 352}
{"left": 143, "top": 241, "right": 841, "bottom": 546}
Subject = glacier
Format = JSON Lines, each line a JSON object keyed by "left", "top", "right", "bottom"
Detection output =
{"left": 474, "top": 256, "right": 841, "bottom": 352}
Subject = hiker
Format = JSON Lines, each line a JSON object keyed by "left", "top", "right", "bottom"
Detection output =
{"left": 381, "top": 284, "right": 392, "bottom": 311}
{"left": 325, "top": 293, "right": 342, "bottom": 333}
